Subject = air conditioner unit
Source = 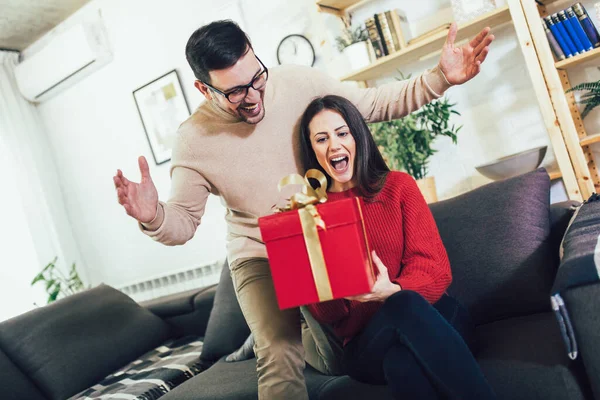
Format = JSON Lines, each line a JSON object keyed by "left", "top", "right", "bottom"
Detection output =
{"left": 14, "top": 11, "right": 112, "bottom": 103}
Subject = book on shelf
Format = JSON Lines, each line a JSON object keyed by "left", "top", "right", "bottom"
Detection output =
{"left": 384, "top": 11, "right": 402, "bottom": 51}
{"left": 374, "top": 14, "right": 394, "bottom": 56}
{"left": 552, "top": 13, "right": 579, "bottom": 56}
{"left": 375, "top": 13, "right": 394, "bottom": 55}
{"left": 542, "top": 2, "right": 600, "bottom": 62}
{"left": 542, "top": 17, "right": 566, "bottom": 60}
{"left": 365, "top": 17, "right": 386, "bottom": 59}
{"left": 572, "top": 2, "right": 600, "bottom": 48}
{"left": 564, "top": 7, "right": 594, "bottom": 50}
{"left": 390, "top": 9, "right": 412, "bottom": 48}
{"left": 364, "top": 9, "right": 412, "bottom": 59}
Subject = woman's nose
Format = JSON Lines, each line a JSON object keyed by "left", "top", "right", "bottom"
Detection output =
{"left": 331, "top": 134, "right": 342, "bottom": 145}
{"left": 329, "top": 138, "right": 341, "bottom": 151}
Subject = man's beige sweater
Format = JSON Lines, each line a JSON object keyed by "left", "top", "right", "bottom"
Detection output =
{"left": 141, "top": 64, "right": 451, "bottom": 263}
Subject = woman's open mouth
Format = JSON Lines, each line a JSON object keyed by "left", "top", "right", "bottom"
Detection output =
{"left": 330, "top": 155, "right": 349, "bottom": 172}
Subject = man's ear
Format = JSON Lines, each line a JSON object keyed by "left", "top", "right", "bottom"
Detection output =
{"left": 194, "top": 80, "right": 212, "bottom": 101}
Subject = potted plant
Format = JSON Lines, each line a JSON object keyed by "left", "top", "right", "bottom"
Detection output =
{"left": 335, "top": 25, "right": 371, "bottom": 71}
{"left": 369, "top": 75, "right": 462, "bottom": 202}
{"left": 566, "top": 73, "right": 600, "bottom": 120}
{"left": 31, "top": 257, "right": 87, "bottom": 304}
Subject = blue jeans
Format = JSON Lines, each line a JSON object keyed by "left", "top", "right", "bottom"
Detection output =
{"left": 342, "top": 291, "right": 496, "bottom": 399}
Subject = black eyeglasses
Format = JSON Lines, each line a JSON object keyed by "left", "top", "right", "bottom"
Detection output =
{"left": 202, "top": 57, "right": 269, "bottom": 104}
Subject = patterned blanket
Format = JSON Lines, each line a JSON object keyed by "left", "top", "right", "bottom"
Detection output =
{"left": 69, "top": 336, "right": 204, "bottom": 400}
{"left": 552, "top": 193, "right": 600, "bottom": 360}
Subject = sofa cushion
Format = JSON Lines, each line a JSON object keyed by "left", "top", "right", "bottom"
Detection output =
{"left": 69, "top": 336, "right": 204, "bottom": 400}
{"left": 200, "top": 260, "right": 250, "bottom": 362}
{"left": 160, "top": 358, "right": 336, "bottom": 400}
{"left": 0, "top": 284, "right": 171, "bottom": 400}
{"left": 429, "top": 169, "right": 555, "bottom": 325}
{"left": 314, "top": 374, "right": 394, "bottom": 400}
{"left": 161, "top": 358, "right": 258, "bottom": 400}
{"left": 476, "top": 312, "right": 592, "bottom": 400}
{"left": 0, "top": 347, "right": 46, "bottom": 400}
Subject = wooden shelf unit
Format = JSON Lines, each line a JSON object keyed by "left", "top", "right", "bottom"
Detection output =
{"left": 580, "top": 133, "right": 600, "bottom": 147}
{"left": 339, "top": 6, "right": 512, "bottom": 82}
{"left": 506, "top": 0, "right": 582, "bottom": 200}
{"left": 548, "top": 169, "right": 563, "bottom": 180}
{"left": 316, "top": 0, "right": 598, "bottom": 201}
{"left": 555, "top": 47, "right": 600, "bottom": 70}
{"left": 516, "top": 0, "right": 599, "bottom": 199}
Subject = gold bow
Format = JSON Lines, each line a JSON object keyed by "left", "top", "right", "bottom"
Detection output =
{"left": 276, "top": 169, "right": 333, "bottom": 301}
{"left": 277, "top": 169, "right": 328, "bottom": 207}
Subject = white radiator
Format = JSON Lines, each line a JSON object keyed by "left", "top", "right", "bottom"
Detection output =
{"left": 118, "top": 259, "right": 225, "bottom": 303}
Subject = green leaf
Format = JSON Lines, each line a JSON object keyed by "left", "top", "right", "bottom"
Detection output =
{"left": 368, "top": 89, "right": 461, "bottom": 180}
{"left": 48, "top": 282, "right": 61, "bottom": 303}
{"left": 581, "top": 102, "right": 598, "bottom": 119}
{"left": 31, "top": 272, "right": 45, "bottom": 285}
{"left": 567, "top": 81, "right": 600, "bottom": 92}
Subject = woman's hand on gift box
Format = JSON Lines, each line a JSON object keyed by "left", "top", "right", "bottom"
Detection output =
{"left": 345, "top": 251, "right": 402, "bottom": 303}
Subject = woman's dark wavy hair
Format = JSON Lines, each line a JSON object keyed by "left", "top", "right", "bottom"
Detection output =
{"left": 299, "top": 95, "right": 390, "bottom": 198}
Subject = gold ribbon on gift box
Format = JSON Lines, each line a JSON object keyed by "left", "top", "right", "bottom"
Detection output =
{"left": 276, "top": 169, "right": 333, "bottom": 302}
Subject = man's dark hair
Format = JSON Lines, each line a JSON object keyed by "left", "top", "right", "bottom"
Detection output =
{"left": 299, "top": 95, "right": 390, "bottom": 198}
{"left": 185, "top": 20, "right": 252, "bottom": 83}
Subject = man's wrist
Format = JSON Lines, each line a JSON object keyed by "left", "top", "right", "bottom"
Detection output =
{"left": 140, "top": 203, "right": 163, "bottom": 231}
{"left": 425, "top": 65, "right": 453, "bottom": 97}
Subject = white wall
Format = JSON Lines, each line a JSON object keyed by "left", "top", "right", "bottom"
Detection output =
{"left": 31, "top": 0, "right": 599, "bottom": 288}
{"left": 0, "top": 50, "right": 83, "bottom": 322}
{"left": 0, "top": 136, "right": 47, "bottom": 321}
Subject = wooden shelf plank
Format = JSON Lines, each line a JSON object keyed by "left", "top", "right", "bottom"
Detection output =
{"left": 537, "top": 0, "right": 568, "bottom": 5}
{"left": 340, "top": 6, "right": 512, "bottom": 82}
{"left": 555, "top": 47, "right": 600, "bottom": 70}
{"left": 317, "top": 0, "right": 361, "bottom": 10}
{"left": 316, "top": 0, "right": 372, "bottom": 14}
{"left": 548, "top": 169, "right": 563, "bottom": 180}
{"left": 580, "top": 133, "right": 600, "bottom": 147}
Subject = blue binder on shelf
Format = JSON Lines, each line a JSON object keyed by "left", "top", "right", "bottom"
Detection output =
{"left": 566, "top": 7, "right": 593, "bottom": 51}
{"left": 552, "top": 13, "right": 579, "bottom": 57}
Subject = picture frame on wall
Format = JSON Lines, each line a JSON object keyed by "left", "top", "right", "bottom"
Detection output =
{"left": 133, "top": 70, "right": 191, "bottom": 165}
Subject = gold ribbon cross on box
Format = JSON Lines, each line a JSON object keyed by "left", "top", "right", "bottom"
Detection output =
{"left": 276, "top": 169, "right": 333, "bottom": 302}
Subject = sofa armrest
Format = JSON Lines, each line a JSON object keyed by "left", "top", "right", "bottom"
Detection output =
{"left": 141, "top": 284, "right": 217, "bottom": 337}
{"left": 549, "top": 201, "right": 580, "bottom": 255}
{"left": 562, "top": 284, "right": 600, "bottom": 399}
{"left": 550, "top": 197, "right": 600, "bottom": 398}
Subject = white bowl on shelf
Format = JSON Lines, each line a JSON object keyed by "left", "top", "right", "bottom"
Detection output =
{"left": 475, "top": 146, "right": 548, "bottom": 181}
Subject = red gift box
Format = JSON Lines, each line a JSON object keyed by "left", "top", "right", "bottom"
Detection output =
{"left": 259, "top": 196, "right": 375, "bottom": 310}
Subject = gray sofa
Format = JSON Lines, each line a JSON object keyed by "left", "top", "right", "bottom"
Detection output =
{"left": 1, "top": 169, "right": 598, "bottom": 400}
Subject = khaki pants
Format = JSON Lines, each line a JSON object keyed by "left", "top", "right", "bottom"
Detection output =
{"left": 230, "top": 257, "right": 308, "bottom": 400}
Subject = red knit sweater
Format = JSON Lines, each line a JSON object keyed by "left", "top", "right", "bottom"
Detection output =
{"left": 307, "top": 171, "right": 452, "bottom": 344}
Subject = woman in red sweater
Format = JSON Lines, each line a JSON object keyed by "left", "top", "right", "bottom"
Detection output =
{"left": 299, "top": 95, "right": 495, "bottom": 399}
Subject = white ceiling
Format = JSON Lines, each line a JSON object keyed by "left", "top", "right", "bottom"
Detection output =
{"left": 0, "top": 0, "right": 91, "bottom": 51}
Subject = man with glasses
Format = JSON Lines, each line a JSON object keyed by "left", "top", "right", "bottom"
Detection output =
{"left": 114, "top": 19, "right": 494, "bottom": 400}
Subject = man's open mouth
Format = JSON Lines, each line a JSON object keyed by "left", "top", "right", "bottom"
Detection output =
{"left": 239, "top": 103, "right": 260, "bottom": 116}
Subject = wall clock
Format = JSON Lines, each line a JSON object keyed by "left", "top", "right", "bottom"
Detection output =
{"left": 276, "top": 34, "right": 316, "bottom": 67}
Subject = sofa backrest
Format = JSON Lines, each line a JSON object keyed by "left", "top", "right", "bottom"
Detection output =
{"left": 199, "top": 260, "right": 251, "bottom": 363}
{"left": 0, "top": 346, "right": 47, "bottom": 400}
{"left": 429, "top": 169, "right": 558, "bottom": 325}
{"left": 0, "top": 284, "right": 172, "bottom": 400}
